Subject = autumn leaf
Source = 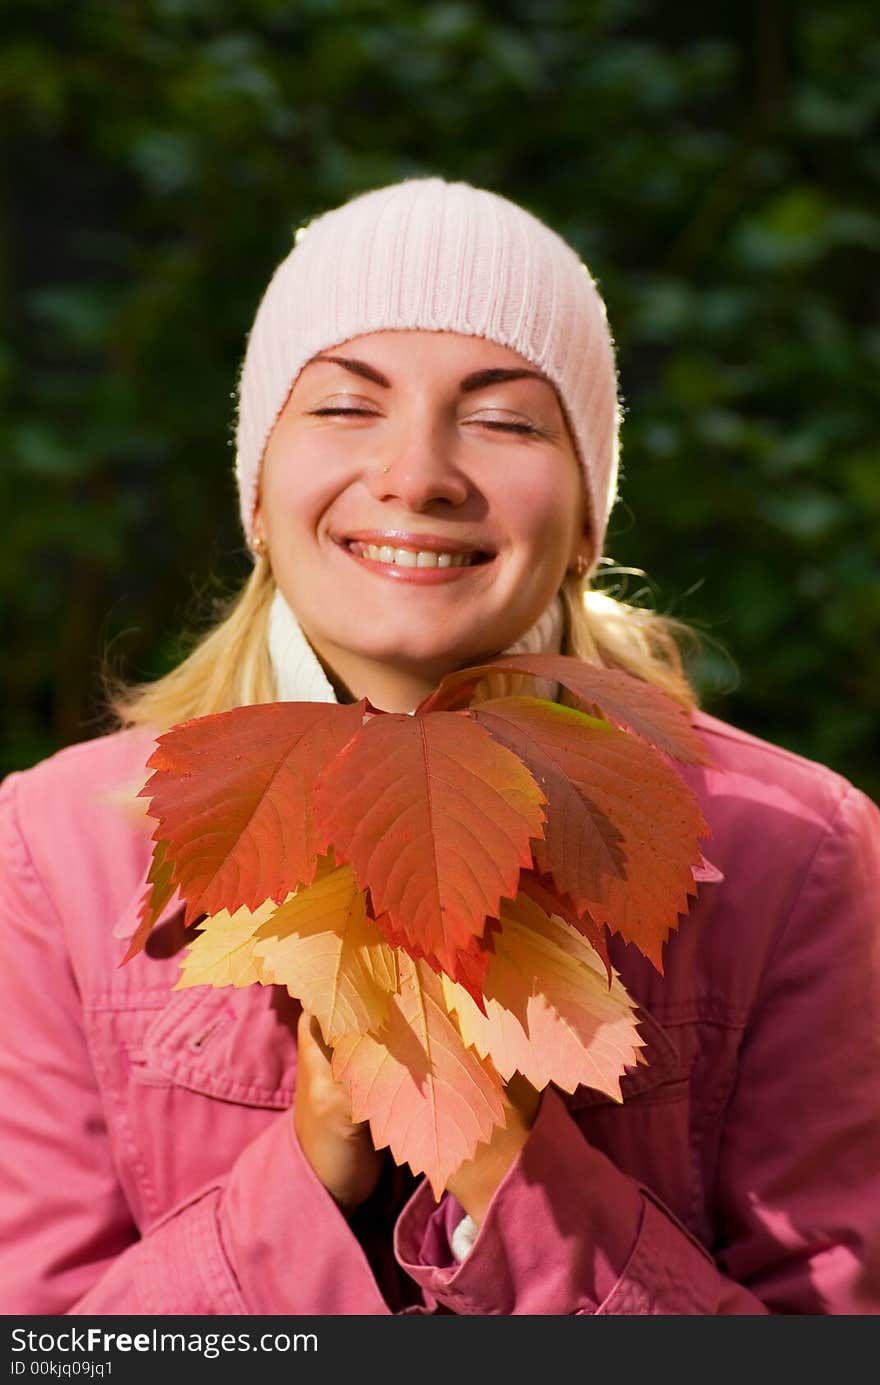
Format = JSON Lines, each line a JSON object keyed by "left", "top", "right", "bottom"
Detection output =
{"left": 127, "top": 657, "right": 715, "bottom": 1193}
{"left": 314, "top": 711, "right": 546, "bottom": 980}
{"left": 123, "top": 836, "right": 178, "bottom": 964}
{"left": 331, "top": 955, "right": 508, "bottom": 1198}
{"left": 136, "top": 699, "right": 366, "bottom": 935}
{"left": 253, "top": 860, "right": 399, "bottom": 1044}
{"left": 472, "top": 697, "right": 709, "bottom": 967}
{"left": 419, "top": 654, "right": 711, "bottom": 765}
{"left": 372, "top": 909, "right": 506, "bottom": 1013}
{"left": 173, "top": 898, "right": 280, "bottom": 990}
{"left": 443, "top": 891, "right": 644, "bottom": 1099}
{"left": 517, "top": 869, "right": 610, "bottom": 978}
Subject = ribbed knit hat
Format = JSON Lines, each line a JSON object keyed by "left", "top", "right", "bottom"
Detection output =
{"left": 235, "top": 177, "right": 621, "bottom": 570}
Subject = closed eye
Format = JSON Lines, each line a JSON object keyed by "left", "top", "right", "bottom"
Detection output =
{"left": 308, "top": 407, "right": 380, "bottom": 417}
{"left": 308, "top": 408, "right": 545, "bottom": 435}
{"left": 475, "top": 420, "right": 541, "bottom": 435}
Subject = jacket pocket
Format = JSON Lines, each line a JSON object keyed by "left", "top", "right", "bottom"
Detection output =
{"left": 564, "top": 1005, "right": 696, "bottom": 1233}
{"left": 114, "top": 984, "right": 301, "bottom": 1227}
{"left": 135, "top": 983, "right": 300, "bottom": 1107}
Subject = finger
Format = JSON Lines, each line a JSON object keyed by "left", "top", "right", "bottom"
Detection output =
{"left": 504, "top": 1072, "right": 542, "bottom": 1124}
{"left": 297, "top": 1007, "right": 334, "bottom": 1065}
{"left": 308, "top": 1013, "right": 334, "bottom": 1060}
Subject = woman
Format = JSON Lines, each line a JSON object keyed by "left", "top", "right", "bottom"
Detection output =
{"left": 1, "top": 178, "right": 878, "bottom": 1316}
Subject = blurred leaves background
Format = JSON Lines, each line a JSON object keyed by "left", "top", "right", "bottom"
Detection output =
{"left": 2, "top": 0, "right": 878, "bottom": 798}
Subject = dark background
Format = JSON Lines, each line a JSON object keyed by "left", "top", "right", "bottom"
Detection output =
{"left": 2, "top": 0, "right": 878, "bottom": 799}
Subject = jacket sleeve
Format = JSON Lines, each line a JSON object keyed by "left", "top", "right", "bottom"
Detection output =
{"left": 0, "top": 775, "right": 392, "bottom": 1316}
{"left": 69, "top": 1118, "right": 394, "bottom": 1314}
{"left": 708, "top": 784, "right": 880, "bottom": 1313}
{"left": 396, "top": 785, "right": 880, "bottom": 1315}
{"left": 395, "top": 1086, "right": 768, "bottom": 1314}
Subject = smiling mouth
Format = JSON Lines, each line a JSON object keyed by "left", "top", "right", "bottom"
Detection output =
{"left": 342, "top": 540, "right": 494, "bottom": 569}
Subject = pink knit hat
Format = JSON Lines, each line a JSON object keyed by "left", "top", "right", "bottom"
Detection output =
{"left": 235, "top": 177, "right": 621, "bottom": 570}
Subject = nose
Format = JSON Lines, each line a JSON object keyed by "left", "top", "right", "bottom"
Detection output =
{"left": 364, "top": 419, "right": 470, "bottom": 511}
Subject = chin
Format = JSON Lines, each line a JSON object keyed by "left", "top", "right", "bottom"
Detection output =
{"left": 362, "top": 639, "right": 472, "bottom": 669}
{"left": 351, "top": 632, "right": 489, "bottom": 679}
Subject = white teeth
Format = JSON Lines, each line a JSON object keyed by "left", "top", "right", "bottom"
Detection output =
{"left": 357, "top": 543, "right": 477, "bottom": 568}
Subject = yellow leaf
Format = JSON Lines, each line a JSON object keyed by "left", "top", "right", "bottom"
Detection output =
{"left": 443, "top": 891, "right": 643, "bottom": 1100}
{"left": 253, "top": 863, "right": 398, "bottom": 1044}
{"left": 174, "top": 898, "right": 278, "bottom": 990}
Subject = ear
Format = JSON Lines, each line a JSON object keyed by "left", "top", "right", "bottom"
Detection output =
{"left": 566, "top": 534, "right": 592, "bottom": 581}
{"left": 566, "top": 477, "right": 593, "bottom": 578}
{"left": 251, "top": 501, "right": 269, "bottom": 557}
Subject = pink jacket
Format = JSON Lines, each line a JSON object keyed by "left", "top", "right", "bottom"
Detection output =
{"left": 1, "top": 710, "right": 879, "bottom": 1316}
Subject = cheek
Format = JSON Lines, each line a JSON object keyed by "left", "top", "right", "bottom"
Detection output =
{"left": 503, "top": 472, "right": 583, "bottom": 550}
{"left": 261, "top": 442, "right": 347, "bottom": 535}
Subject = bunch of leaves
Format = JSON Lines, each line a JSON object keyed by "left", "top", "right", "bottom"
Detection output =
{"left": 126, "top": 654, "right": 711, "bottom": 1196}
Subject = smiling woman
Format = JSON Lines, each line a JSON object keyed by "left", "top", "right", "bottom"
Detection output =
{"left": 256, "top": 331, "right": 587, "bottom": 711}
{"left": 109, "top": 180, "right": 694, "bottom": 733}
{"left": 1, "top": 177, "right": 878, "bottom": 1317}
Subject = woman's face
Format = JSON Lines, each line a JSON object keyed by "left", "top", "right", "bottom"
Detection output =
{"left": 257, "top": 330, "right": 589, "bottom": 696}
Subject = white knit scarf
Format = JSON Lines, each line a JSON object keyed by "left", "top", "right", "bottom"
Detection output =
{"left": 268, "top": 587, "right": 563, "bottom": 707}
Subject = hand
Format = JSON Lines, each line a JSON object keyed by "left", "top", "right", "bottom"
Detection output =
{"left": 445, "top": 1072, "right": 543, "bottom": 1227}
{"left": 292, "top": 1009, "right": 385, "bottom": 1216}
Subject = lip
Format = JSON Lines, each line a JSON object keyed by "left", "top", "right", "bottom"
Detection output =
{"left": 332, "top": 531, "right": 496, "bottom": 584}
{"left": 336, "top": 530, "right": 495, "bottom": 557}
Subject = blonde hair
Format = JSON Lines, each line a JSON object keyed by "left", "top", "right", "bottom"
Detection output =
{"left": 110, "top": 561, "right": 701, "bottom": 731}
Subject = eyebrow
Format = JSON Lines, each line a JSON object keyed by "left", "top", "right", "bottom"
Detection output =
{"left": 307, "top": 354, "right": 554, "bottom": 394}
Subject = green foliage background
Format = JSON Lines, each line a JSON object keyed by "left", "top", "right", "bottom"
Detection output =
{"left": 2, "top": 0, "right": 878, "bottom": 798}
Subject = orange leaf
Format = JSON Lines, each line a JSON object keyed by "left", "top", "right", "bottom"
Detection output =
{"left": 137, "top": 700, "right": 366, "bottom": 932}
{"left": 313, "top": 711, "right": 546, "bottom": 979}
{"left": 331, "top": 955, "right": 507, "bottom": 1197}
{"left": 253, "top": 861, "right": 398, "bottom": 1043}
{"left": 419, "top": 655, "right": 711, "bottom": 765}
{"left": 473, "top": 698, "right": 709, "bottom": 967}
{"left": 443, "top": 891, "right": 643, "bottom": 1099}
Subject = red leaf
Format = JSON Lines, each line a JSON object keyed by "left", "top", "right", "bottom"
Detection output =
{"left": 138, "top": 700, "right": 366, "bottom": 930}
{"left": 418, "top": 655, "right": 711, "bottom": 765}
{"left": 313, "top": 711, "right": 546, "bottom": 979}
{"left": 122, "top": 838, "right": 177, "bottom": 964}
{"left": 473, "top": 698, "right": 709, "bottom": 967}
